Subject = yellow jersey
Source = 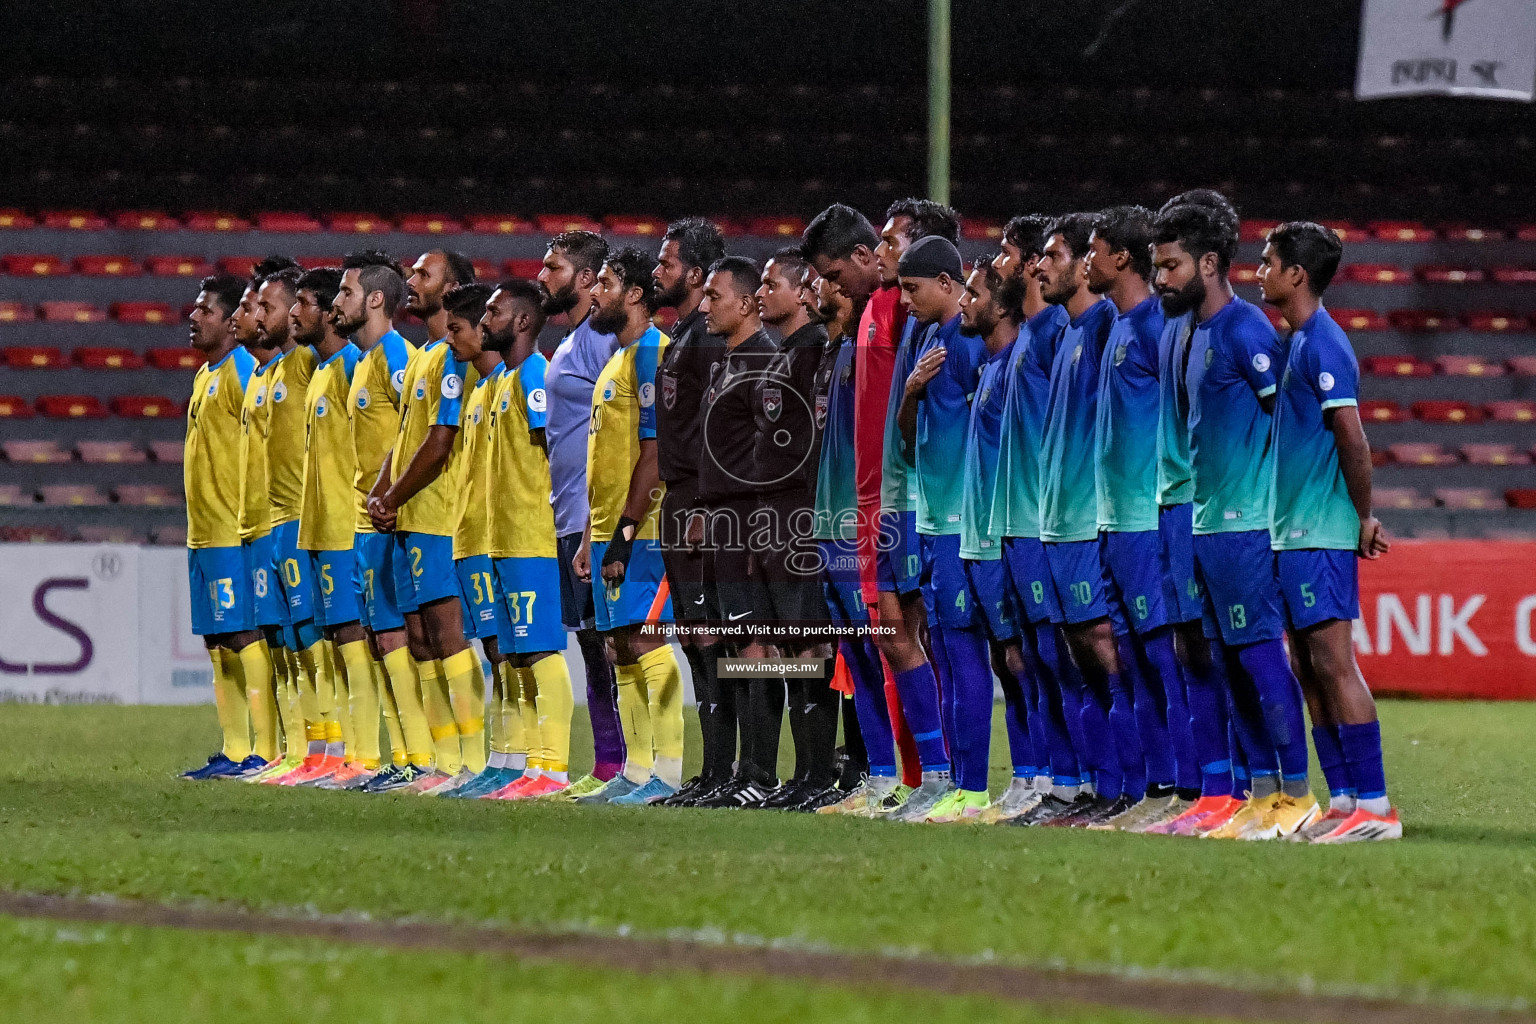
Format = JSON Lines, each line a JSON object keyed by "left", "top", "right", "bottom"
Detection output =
{"left": 237, "top": 352, "right": 281, "bottom": 542}
{"left": 298, "top": 343, "right": 361, "bottom": 552}
{"left": 350, "top": 330, "right": 416, "bottom": 534}
{"left": 587, "top": 325, "right": 668, "bottom": 541}
{"left": 453, "top": 363, "right": 502, "bottom": 559}
{"left": 392, "top": 341, "right": 480, "bottom": 537}
{"left": 489, "top": 351, "right": 557, "bottom": 559}
{"left": 266, "top": 344, "right": 315, "bottom": 527}
{"left": 185, "top": 346, "right": 256, "bottom": 549}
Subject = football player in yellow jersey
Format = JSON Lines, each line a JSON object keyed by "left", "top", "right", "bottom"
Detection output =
{"left": 369, "top": 253, "right": 484, "bottom": 795}
{"left": 573, "top": 248, "right": 684, "bottom": 806}
{"left": 180, "top": 274, "right": 266, "bottom": 780}
{"left": 333, "top": 250, "right": 436, "bottom": 794}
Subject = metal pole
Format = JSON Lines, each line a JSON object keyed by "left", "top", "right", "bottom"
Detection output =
{"left": 928, "top": 0, "right": 951, "bottom": 205}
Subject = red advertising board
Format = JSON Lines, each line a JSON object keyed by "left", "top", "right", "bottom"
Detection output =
{"left": 1357, "top": 541, "right": 1536, "bottom": 699}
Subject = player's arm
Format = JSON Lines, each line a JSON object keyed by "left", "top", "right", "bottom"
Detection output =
{"left": 377, "top": 426, "right": 456, "bottom": 518}
{"left": 1236, "top": 319, "right": 1281, "bottom": 415}
{"left": 1326, "top": 406, "right": 1387, "bottom": 559}
{"left": 600, "top": 438, "right": 660, "bottom": 585}
{"left": 898, "top": 344, "right": 946, "bottom": 452}
{"left": 574, "top": 520, "right": 593, "bottom": 583}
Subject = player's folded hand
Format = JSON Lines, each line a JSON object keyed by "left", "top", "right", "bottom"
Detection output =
{"left": 600, "top": 516, "right": 639, "bottom": 585}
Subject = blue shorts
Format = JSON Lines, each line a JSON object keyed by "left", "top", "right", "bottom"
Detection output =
{"left": 1044, "top": 539, "right": 1117, "bottom": 626}
{"left": 456, "top": 554, "right": 499, "bottom": 640}
{"left": 556, "top": 531, "right": 595, "bottom": 631}
{"left": 1276, "top": 548, "right": 1360, "bottom": 631}
{"left": 1192, "top": 530, "right": 1285, "bottom": 646}
{"left": 395, "top": 532, "right": 458, "bottom": 608}
{"left": 187, "top": 545, "right": 254, "bottom": 636}
{"left": 919, "top": 533, "right": 978, "bottom": 629}
{"left": 819, "top": 538, "right": 869, "bottom": 626}
{"left": 875, "top": 509, "right": 922, "bottom": 595}
{"left": 355, "top": 531, "right": 407, "bottom": 632}
{"left": 1000, "top": 536, "right": 1063, "bottom": 626}
{"left": 307, "top": 548, "right": 362, "bottom": 629}
{"left": 963, "top": 557, "right": 1018, "bottom": 641}
{"left": 1100, "top": 530, "right": 1170, "bottom": 635}
{"left": 591, "top": 537, "right": 673, "bottom": 632}
{"left": 271, "top": 520, "right": 315, "bottom": 626}
{"left": 1157, "top": 503, "right": 1203, "bottom": 624}
{"left": 494, "top": 556, "right": 566, "bottom": 654}
{"left": 244, "top": 534, "right": 286, "bottom": 629}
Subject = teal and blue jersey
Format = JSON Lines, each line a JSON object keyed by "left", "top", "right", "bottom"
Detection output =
{"left": 1095, "top": 295, "right": 1166, "bottom": 533}
{"left": 1039, "top": 299, "right": 1116, "bottom": 543}
{"left": 959, "top": 339, "right": 1015, "bottom": 559}
{"left": 915, "top": 313, "right": 986, "bottom": 537}
{"left": 813, "top": 336, "right": 858, "bottom": 541}
{"left": 879, "top": 315, "right": 922, "bottom": 513}
{"left": 1185, "top": 296, "right": 1284, "bottom": 536}
{"left": 1270, "top": 306, "right": 1361, "bottom": 552}
{"left": 990, "top": 304, "right": 1069, "bottom": 539}
{"left": 1155, "top": 312, "right": 1196, "bottom": 507}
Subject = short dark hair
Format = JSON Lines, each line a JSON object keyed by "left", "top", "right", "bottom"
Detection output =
{"left": 261, "top": 266, "right": 302, "bottom": 300}
{"left": 294, "top": 267, "right": 343, "bottom": 311}
{"left": 708, "top": 255, "right": 763, "bottom": 298}
{"left": 605, "top": 246, "right": 661, "bottom": 314}
{"left": 199, "top": 273, "right": 246, "bottom": 317}
{"left": 1267, "top": 221, "right": 1343, "bottom": 294}
{"left": 435, "top": 249, "right": 475, "bottom": 287}
{"left": 343, "top": 250, "right": 406, "bottom": 317}
{"left": 1153, "top": 203, "right": 1240, "bottom": 274}
{"left": 442, "top": 282, "right": 493, "bottom": 324}
{"left": 1093, "top": 205, "right": 1156, "bottom": 280}
{"left": 979, "top": 256, "right": 1027, "bottom": 324}
{"left": 885, "top": 197, "right": 961, "bottom": 245}
{"left": 801, "top": 203, "right": 879, "bottom": 262}
{"left": 1002, "top": 214, "right": 1050, "bottom": 261}
{"left": 550, "top": 230, "right": 609, "bottom": 276}
{"left": 1157, "top": 188, "right": 1239, "bottom": 226}
{"left": 663, "top": 217, "right": 726, "bottom": 273}
{"left": 1044, "top": 213, "right": 1098, "bottom": 261}
{"left": 250, "top": 255, "right": 300, "bottom": 283}
{"left": 493, "top": 277, "right": 544, "bottom": 310}
{"left": 765, "top": 246, "right": 810, "bottom": 286}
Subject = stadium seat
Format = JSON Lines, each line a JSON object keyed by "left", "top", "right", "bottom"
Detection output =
{"left": 151, "top": 524, "right": 188, "bottom": 545}
{"left": 3, "top": 346, "right": 67, "bottom": 369}
{"left": 604, "top": 215, "right": 667, "bottom": 236}
{"left": 147, "top": 441, "right": 183, "bottom": 463}
{"left": 1387, "top": 442, "right": 1458, "bottom": 466}
{"left": 504, "top": 258, "right": 544, "bottom": 279}
{"left": 1332, "top": 309, "right": 1388, "bottom": 332}
{"left": 1465, "top": 312, "right": 1529, "bottom": 333}
{"left": 42, "top": 209, "right": 108, "bottom": 230}
{"left": 471, "top": 259, "right": 498, "bottom": 282}
{"left": 0, "top": 485, "right": 33, "bottom": 506}
{"left": 0, "top": 396, "right": 34, "bottom": 418}
{"left": 1436, "top": 487, "right": 1501, "bottom": 510}
{"left": 1442, "top": 225, "right": 1503, "bottom": 242}
{"left": 747, "top": 216, "right": 807, "bottom": 237}
{"left": 325, "top": 212, "right": 392, "bottom": 233}
{"left": 3, "top": 254, "right": 68, "bottom": 276}
{"left": 1506, "top": 489, "right": 1536, "bottom": 510}
{"left": 3, "top": 440, "right": 70, "bottom": 463}
{"left": 1490, "top": 267, "right": 1536, "bottom": 285}
{"left": 1360, "top": 399, "right": 1408, "bottom": 423}
{"left": 467, "top": 214, "right": 536, "bottom": 235}
{"left": 536, "top": 214, "right": 601, "bottom": 234}
{"left": 114, "top": 210, "right": 179, "bottom": 231}
{"left": 1239, "top": 219, "right": 1280, "bottom": 241}
{"left": 145, "top": 255, "right": 213, "bottom": 278}
{"left": 1417, "top": 264, "right": 1484, "bottom": 284}
{"left": 1229, "top": 263, "right": 1258, "bottom": 284}
{"left": 1516, "top": 225, "right": 1536, "bottom": 242}
{"left": 1486, "top": 401, "right": 1536, "bottom": 422}
{"left": 1260, "top": 305, "right": 1288, "bottom": 330}
{"left": 0, "top": 209, "right": 36, "bottom": 229}
{"left": 39, "top": 301, "right": 107, "bottom": 323}
{"left": 78, "top": 525, "right": 149, "bottom": 544}
{"left": 1369, "top": 220, "right": 1434, "bottom": 242}
{"left": 1340, "top": 264, "right": 1409, "bottom": 284}
{"left": 111, "top": 395, "right": 180, "bottom": 418}
{"left": 961, "top": 218, "right": 1003, "bottom": 241}
{"left": 147, "top": 347, "right": 203, "bottom": 370}
{"left": 255, "top": 211, "right": 322, "bottom": 232}
{"left": 295, "top": 256, "right": 342, "bottom": 270}
{"left": 0, "top": 301, "right": 36, "bottom": 323}
{"left": 1508, "top": 357, "right": 1536, "bottom": 376}
{"left": 40, "top": 485, "right": 108, "bottom": 507}
{"left": 112, "top": 301, "right": 177, "bottom": 325}
{"left": 1, "top": 525, "right": 69, "bottom": 543}
{"left": 114, "top": 484, "right": 181, "bottom": 506}
{"left": 36, "top": 395, "right": 109, "bottom": 419}
{"left": 1321, "top": 221, "right": 1363, "bottom": 241}
{"left": 75, "top": 346, "right": 145, "bottom": 370}
{"left": 1373, "top": 486, "right": 1433, "bottom": 510}
{"left": 1461, "top": 444, "right": 1530, "bottom": 466}
{"left": 397, "top": 214, "right": 464, "bottom": 234}
{"left": 215, "top": 256, "right": 265, "bottom": 277}
{"left": 1388, "top": 309, "right": 1458, "bottom": 332}
{"left": 74, "top": 255, "right": 141, "bottom": 277}
{"left": 1363, "top": 355, "right": 1433, "bottom": 377}
{"left": 77, "top": 440, "right": 146, "bottom": 464}
{"left": 1412, "top": 400, "right": 1482, "bottom": 423}
{"left": 1435, "top": 355, "right": 1505, "bottom": 377}
{"left": 183, "top": 211, "right": 251, "bottom": 232}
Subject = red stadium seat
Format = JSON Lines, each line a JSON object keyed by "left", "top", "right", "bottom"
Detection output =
{"left": 147, "top": 347, "right": 204, "bottom": 370}
{"left": 714, "top": 218, "right": 748, "bottom": 237}
{"left": 112, "top": 301, "right": 177, "bottom": 325}
{"left": 1340, "top": 264, "right": 1409, "bottom": 284}
{"left": 1331, "top": 309, "right": 1388, "bottom": 332}
{"left": 147, "top": 440, "right": 183, "bottom": 463}
{"left": 1491, "top": 267, "right": 1536, "bottom": 285}
{"left": 255, "top": 211, "right": 322, "bottom": 232}
{"left": 961, "top": 218, "right": 1004, "bottom": 241}
{"left": 77, "top": 440, "right": 146, "bottom": 464}
{"left": 1239, "top": 220, "right": 1280, "bottom": 242}
{"left": 1, "top": 525, "right": 69, "bottom": 543}
{"left": 115, "top": 484, "right": 181, "bottom": 507}
{"left": 111, "top": 395, "right": 180, "bottom": 419}
{"left": 1362, "top": 355, "right": 1432, "bottom": 377}
{"left": 295, "top": 256, "right": 342, "bottom": 270}
{"left": 3, "top": 253, "right": 68, "bottom": 276}
{"left": 1441, "top": 224, "right": 1504, "bottom": 242}
{"left": 114, "top": 210, "right": 180, "bottom": 231}
{"left": 0, "top": 301, "right": 36, "bottom": 323}
{"left": 74, "top": 255, "right": 141, "bottom": 277}
{"left": 1507, "top": 489, "right": 1536, "bottom": 510}
{"left": 1368, "top": 220, "right": 1434, "bottom": 242}
{"left": 3, "top": 440, "right": 69, "bottom": 463}
{"left": 42, "top": 209, "right": 108, "bottom": 230}
{"left": 325, "top": 212, "right": 392, "bottom": 233}
{"left": 1259, "top": 305, "right": 1288, "bottom": 330}
{"left": 1516, "top": 225, "right": 1536, "bottom": 243}
{"left": 471, "top": 259, "right": 499, "bottom": 282}
{"left": 0, "top": 396, "right": 34, "bottom": 418}
{"left": 1436, "top": 487, "right": 1501, "bottom": 510}
{"left": 183, "top": 211, "right": 251, "bottom": 232}
{"left": 39, "top": 301, "right": 106, "bottom": 323}
{"left": 78, "top": 525, "right": 149, "bottom": 544}
{"left": 1387, "top": 442, "right": 1457, "bottom": 466}
{"left": 504, "top": 259, "right": 544, "bottom": 279}
{"left": 1509, "top": 357, "right": 1536, "bottom": 376}
{"left": 1373, "top": 487, "right": 1432, "bottom": 510}
{"left": 536, "top": 214, "right": 601, "bottom": 235}
{"left": 1485, "top": 401, "right": 1536, "bottom": 422}
{"left": 1460, "top": 444, "right": 1530, "bottom": 466}
{"left": 1370, "top": 448, "right": 1391, "bottom": 467}
{"left": 74, "top": 346, "right": 145, "bottom": 370}
{"left": 1321, "top": 221, "right": 1363, "bottom": 242}
{"left": 1387, "top": 309, "right": 1458, "bottom": 332}
{"left": 36, "top": 395, "right": 109, "bottom": 419}
{"left": 152, "top": 524, "right": 188, "bottom": 545}
{"left": 1465, "top": 312, "right": 1529, "bottom": 333}
{"left": 747, "top": 216, "right": 807, "bottom": 237}
{"left": 40, "top": 485, "right": 108, "bottom": 507}
{"left": 604, "top": 215, "right": 667, "bottom": 237}
{"left": 1411, "top": 400, "right": 1482, "bottom": 424}
{"left": 3, "top": 346, "right": 67, "bottom": 369}
{"left": 0, "top": 208, "right": 36, "bottom": 229}
{"left": 1417, "top": 264, "right": 1484, "bottom": 284}
{"left": 466, "top": 214, "right": 535, "bottom": 235}
{"left": 0, "top": 485, "right": 33, "bottom": 506}
{"left": 215, "top": 256, "right": 265, "bottom": 277}
{"left": 1229, "top": 263, "right": 1259, "bottom": 284}
{"left": 398, "top": 213, "right": 464, "bottom": 234}
{"left": 1435, "top": 355, "right": 1504, "bottom": 377}
{"left": 1359, "top": 399, "right": 1408, "bottom": 423}
{"left": 146, "top": 255, "right": 213, "bottom": 277}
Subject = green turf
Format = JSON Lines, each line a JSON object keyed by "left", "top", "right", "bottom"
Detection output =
{"left": 0, "top": 700, "right": 1532, "bottom": 1012}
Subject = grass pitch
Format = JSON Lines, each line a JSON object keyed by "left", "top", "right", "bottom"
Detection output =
{"left": 0, "top": 699, "right": 1533, "bottom": 1022}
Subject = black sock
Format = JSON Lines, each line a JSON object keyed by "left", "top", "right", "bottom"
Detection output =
{"left": 840, "top": 692, "right": 868, "bottom": 780}
{"left": 800, "top": 670, "right": 842, "bottom": 788}
{"left": 695, "top": 643, "right": 732, "bottom": 780}
{"left": 747, "top": 678, "right": 784, "bottom": 781}
{"left": 683, "top": 644, "right": 715, "bottom": 782}
{"left": 785, "top": 677, "right": 810, "bottom": 782}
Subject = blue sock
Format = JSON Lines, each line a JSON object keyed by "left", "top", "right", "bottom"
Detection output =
{"left": 893, "top": 662, "right": 949, "bottom": 772}
{"left": 1140, "top": 628, "right": 1196, "bottom": 791}
{"left": 997, "top": 660, "right": 1038, "bottom": 779}
{"left": 943, "top": 625, "right": 994, "bottom": 792}
{"left": 927, "top": 621, "right": 956, "bottom": 760}
{"left": 1182, "top": 640, "right": 1234, "bottom": 797}
{"left": 1077, "top": 667, "right": 1121, "bottom": 800}
{"left": 1223, "top": 645, "right": 1280, "bottom": 782}
{"left": 844, "top": 640, "right": 895, "bottom": 777}
{"left": 1311, "top": 724, "right": 1354, "bottom": 799}
{"left": 1027, "top": 624, "right": 1081, "bottom": 784}
{"left": 1106, "top": 650, "right": 1146, "bottom": 799}
{"left": 1118, "top": 632, "right": 1168, "bottom": 791}
{"left": 1236, "top": 639, "right": 1310, "bottom": 785}
{"left": 1337, "top": 721, "right": 1388, "bottom": 801}
{"left": 1055, "top": 645, "right": 1097, "bottom": 789}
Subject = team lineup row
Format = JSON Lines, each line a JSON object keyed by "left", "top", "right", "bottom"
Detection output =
{"left": 176, "top": 188, "right": 1399, "bottom": 841}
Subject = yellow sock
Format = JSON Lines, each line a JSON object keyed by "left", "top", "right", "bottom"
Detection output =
{"left": 209, "top": 647, "right": 252, "bottom": 761}
{"left": 496, "top": 661, "right": 526, "bottom": 761}
{"left": 417, "top": 658, "right": 461, "bottom": 774}
{"left": 614, "top": 660, "right": 653, "bottom": 783}
{"left": 328, "top": 640, "right": 355, "bottom": 757}
{"left": 306, "top": 641, "right": 336, "bottom": 722}
{"left": 486, "top": 661, "right": 508, "bottom": 756}
{"left": 516, "top": 666, "right": 539, "bottom": 764}
{"left": 531, "top": 653, "right": 574, "bottom": 776}
{"left": 272, "top": 647, "right": 303, "bottom": 758}
{"left": 336, "top": 640, "right": 381, "bottom": 769}
{"left": 383, "top": 648, "right": 433, "bottom": 768}
{"left": 443, "top": 647, "right": 486, "bottom": 775}
{"left": 293, "top": 646, "right": 325, "bottom": 746}
{"left": 374, "top": 656, "right": 407, "bottom": 767}
{"left": 638, "top": 645, "right": 684, "bottom": 789}
{"left": 237, "top": 639, "right": 279, "bottom": 763}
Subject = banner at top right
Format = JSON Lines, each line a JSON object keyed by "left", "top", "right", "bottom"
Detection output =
{"left": 1357, "top": 0, "right": 1536, "bottom": 101}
